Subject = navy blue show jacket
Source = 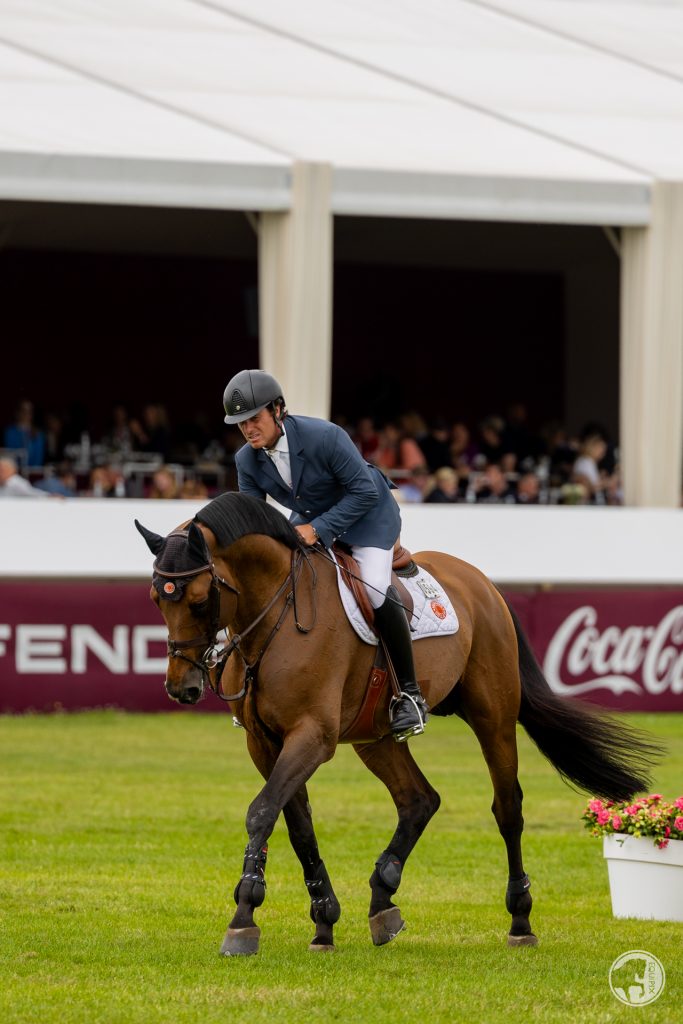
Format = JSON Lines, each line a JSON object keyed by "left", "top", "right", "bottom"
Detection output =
{"left": 235, "top": 414, "right": 401, "bottom": 550}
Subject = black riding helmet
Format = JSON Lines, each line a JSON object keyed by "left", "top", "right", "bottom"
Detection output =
{"left": 223, "top": 369, "right": 285, "bottom": 425}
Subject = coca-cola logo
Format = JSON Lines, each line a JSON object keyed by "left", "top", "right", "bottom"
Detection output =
{"left": 543, "top": 605, "right": 683, "bottom": 697}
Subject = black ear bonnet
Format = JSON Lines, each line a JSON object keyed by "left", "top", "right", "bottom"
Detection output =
{"left": 135, "top": 520, "right": 212, "bottom": 602}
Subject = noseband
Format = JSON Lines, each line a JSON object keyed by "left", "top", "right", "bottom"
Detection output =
{"left": 154, "top": 545, "right": 238, "bottom": 684}
{"left": 156, "top": 540, "right": 313, "bottom": 703}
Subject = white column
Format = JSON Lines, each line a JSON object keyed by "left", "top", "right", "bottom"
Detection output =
{"left": 258, "top": 161, "right": 333, "bottom": 418}
{"left": 620, "top": 181, "right": 683, "bottom": 507}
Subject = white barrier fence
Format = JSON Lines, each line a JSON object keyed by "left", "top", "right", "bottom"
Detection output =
{"left": 1, "top": 499, "right": 683, "bottom": 585}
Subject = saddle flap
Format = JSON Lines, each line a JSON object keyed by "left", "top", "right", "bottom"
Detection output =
{"left": 332, "top": 544, "right": 376, "bottom": 626}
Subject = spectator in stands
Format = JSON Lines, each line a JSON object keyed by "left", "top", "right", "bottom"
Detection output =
{"left": 0, "top": 456, "right": 49, "bottom": 497}
{"left": 478, "top": 415, "right": 515, "bottom": 471}
{"left": 373, "top": 421, "right": 427, "bottom": 483}
{"left": 473, "top": 464, "right": 517, "bottom": 504}
{"left": 149, "top": 465, "right": 180, "bottom": 499}
{"left": 424, "top": 466, "right": 459, "bottom": 503}
{"left": 541, "top": 421, "right": 576, "bottom": 485}
{"left": 354, "top": 416, "right": 380, "bottom": 461}
{"left": 450, "top": 423, "right": 479, "bottom": 500}
{"left": 450, "top": 422, "right": 477, "bottom": 470}
{"left": 515, "top": 472, "right": 541, "bottom": 505}
{"left": 572, "top": 433, "right": 615, "bottom": 504}
{"left": 396, "top": 466, "right": 432, "bottom": 503}
{"left": 44, "top": 412, "right": 66, "bottom": 464}
{"left": 580, "top": 420, "right": 618, "bottom": 476}
{"left": 179, "top": 477, "right": 209, "bottom": 500}
{"left": 418, "top": 419, "right": 452, "bottom": 473}
{"left": 88, "top": 463, "right": 127, "bottom": 498}
{"left": 36, "top": 460, "right": 77, "bottom": 497}
{"left": 400, "top": 411, "right": 428, "bottom": 447}
{"left": 503, "top": 401, "right": 541, "bottom": 468}
{"left": 102, "top": 404, "right": 134, "bottom": 457}
{"left": 130, "top": 403, "right": 172, "bottom": 458}
{"left": 3, "top": 400, "right": 45, "bottom": 466}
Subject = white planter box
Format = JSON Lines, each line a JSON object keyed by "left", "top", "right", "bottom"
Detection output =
{"left": 603, "top": 835, "right": 683, "bottom": 922}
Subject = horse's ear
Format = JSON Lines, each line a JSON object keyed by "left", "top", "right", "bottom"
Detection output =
{"left": 135, "top": 519, "right": 165, "bottom": 555}
{"left": 188, "top": 521, "right": 209, "bottom": 563}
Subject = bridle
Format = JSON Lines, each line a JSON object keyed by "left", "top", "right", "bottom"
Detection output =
{"left": 156, "top": 540, "right": 314, "bottom": 703}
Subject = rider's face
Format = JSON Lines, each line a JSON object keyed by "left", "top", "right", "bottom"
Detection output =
{"left": 238, "top": 408, "right": 281, "bottom": 450}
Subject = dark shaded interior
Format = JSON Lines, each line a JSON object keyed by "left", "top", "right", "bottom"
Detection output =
{"left": 1, "top": 200, "right": 619, "bottom": 444}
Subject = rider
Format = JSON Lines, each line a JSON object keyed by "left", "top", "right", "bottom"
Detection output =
{"left": 223, "top": 369, "right": 428, "bottom": 742}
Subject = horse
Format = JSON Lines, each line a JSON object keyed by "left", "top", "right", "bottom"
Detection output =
{"left": 135, "top": 492, "right": 657, "bottom": 956}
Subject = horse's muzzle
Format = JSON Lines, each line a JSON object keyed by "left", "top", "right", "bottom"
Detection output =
{"left": 165, "top": 678, "right": 204, "bottom": 705}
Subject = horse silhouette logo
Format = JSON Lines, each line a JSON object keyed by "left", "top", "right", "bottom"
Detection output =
{"left": 609, "top": 950, "right": 665, "bottom": 1006}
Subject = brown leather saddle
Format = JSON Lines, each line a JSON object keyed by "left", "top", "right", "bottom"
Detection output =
{"left": 332, "top": 540, "right": 417, "bottom": 629}
{"left": 333, "top": 541, "right": 424, "bottom": 744}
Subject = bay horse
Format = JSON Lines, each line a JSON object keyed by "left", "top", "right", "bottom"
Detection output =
{"left": 135, "top": 492, "right": 656, "bottom": 956}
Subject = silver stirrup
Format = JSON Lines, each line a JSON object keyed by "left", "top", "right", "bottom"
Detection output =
{"left": 389, "top": 692, "right": 426, "bottom": 743}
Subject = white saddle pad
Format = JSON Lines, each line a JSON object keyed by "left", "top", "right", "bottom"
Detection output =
{"left": 331, "top": 552, "right": 459, "bottom": 646}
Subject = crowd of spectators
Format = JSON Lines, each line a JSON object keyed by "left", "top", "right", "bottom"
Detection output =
{"left": 343, "top": 405, "right": 622, "bottom": 506}
{"left": 1, "top": 397, "right": 622, "bottom": 506}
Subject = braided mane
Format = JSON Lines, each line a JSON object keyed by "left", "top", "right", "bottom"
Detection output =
{"left": 194, "top": 492, "right": 300, "bottom": 551}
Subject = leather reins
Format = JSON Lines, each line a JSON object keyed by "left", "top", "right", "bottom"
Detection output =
{"left": 156, "top": 544, "right": 315, "bottom": 703}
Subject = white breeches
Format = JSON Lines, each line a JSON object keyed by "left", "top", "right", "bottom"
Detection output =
{"left": 351, "top": 544, "right": 393, "bottom": 609}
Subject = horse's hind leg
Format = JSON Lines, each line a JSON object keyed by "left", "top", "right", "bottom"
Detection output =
{"left": 353, "top": 737, "right": 440, "bottom": 946}
{"left": 459, "top": 672, "right": 537, "bottom": 947}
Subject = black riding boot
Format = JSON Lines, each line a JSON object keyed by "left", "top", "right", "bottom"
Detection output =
{"left": 373, "top": 586, "right": 428, "bottom": 742}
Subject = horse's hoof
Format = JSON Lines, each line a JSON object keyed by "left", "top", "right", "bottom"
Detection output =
{"left": 309, "top": 942, "right": 336, "bottom": 953}
{"left": 369, "top": 907, "right": 405, "bottom": 946}
{"left": 220, "top": 926, "right": 261, "bottom": 956}
{"left": 507, "top": 932, "right": 538, "bottom": 947}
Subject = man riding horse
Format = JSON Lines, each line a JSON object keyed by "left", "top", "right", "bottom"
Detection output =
{"left": 223, "top": 368, "right": 428, "bottom": 741}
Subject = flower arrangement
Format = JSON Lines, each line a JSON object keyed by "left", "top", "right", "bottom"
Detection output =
{"left": 582, "top": 794, "right": 683, "bottom": 849}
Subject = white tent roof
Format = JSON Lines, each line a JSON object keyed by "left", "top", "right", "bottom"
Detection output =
{"left": 1, "top": 0, "right": 681, "bottom": 223}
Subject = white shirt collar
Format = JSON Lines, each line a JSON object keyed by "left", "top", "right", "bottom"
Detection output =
{"left": 266, "top": 424, "right": 288, "bottom": 457}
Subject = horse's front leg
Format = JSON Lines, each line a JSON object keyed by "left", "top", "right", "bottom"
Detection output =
{"left": 353, "top": 737, "right": 441, "bottom": 946}
{"left": 221, "top": 722, "right": 336, "bottom": 957}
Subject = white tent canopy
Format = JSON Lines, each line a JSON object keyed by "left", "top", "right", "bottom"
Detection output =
{"left": 3, "top": 0, "right": 683, "bottom": 222}
{"left": 2, "top": 1, "right": 683, "bottom": 507}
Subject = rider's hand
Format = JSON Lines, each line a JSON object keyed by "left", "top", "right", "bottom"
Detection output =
{"left": 295, "top": 524, "right": 319, "bottom": 546}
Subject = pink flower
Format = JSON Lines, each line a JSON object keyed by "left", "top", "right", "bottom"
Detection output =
{"left": 597, "top": 810, "right": 611, "bottom": 825}
{"left": 650, "top": 794, "right": 663, "bottom": 801}
{"left": 625, "top": 805, "right": 640, "bottom": 816}
{"left": 611, "top": 815, "right": 623, "bottom": 830}
{"left": 664, "top": 826, "right": 671, "bottom": 837}
{"left": 675, "top": 797, "right": 683, "bottom": 811}
{"left": 674, "top": 816, "right": 683, "bottom": 831}
{"left": 588, "top": 799, "right": 603, "bottom": 813}
{"left": 657, "top": 839, "right": 670, "bottom": 849}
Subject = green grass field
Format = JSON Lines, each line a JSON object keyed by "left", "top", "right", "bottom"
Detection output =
{"left": 1, "top": 711, "right": 681, "bottom": 1024}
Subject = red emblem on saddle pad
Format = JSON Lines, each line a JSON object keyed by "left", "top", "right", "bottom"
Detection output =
{"left": 431, "top": 600, "right": 447, "bottom": 620}
{"left": 164, "top": 581, "right": 176, "bottom": 595}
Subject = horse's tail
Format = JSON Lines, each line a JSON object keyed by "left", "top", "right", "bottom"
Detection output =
{"left": 506, "top": 600, "right": 660, "bottom": 801}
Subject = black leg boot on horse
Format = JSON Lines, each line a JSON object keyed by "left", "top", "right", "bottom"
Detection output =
{"left": 374, "top": 585, "right": 428, "bottom": 742}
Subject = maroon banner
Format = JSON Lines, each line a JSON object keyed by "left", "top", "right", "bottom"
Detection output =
{"left": 0, "top": 582, "right": 197, "bottom": 713}
{"left": 525, "top": 589, "right": 683, "bottom": 713}
{"left": 1, "top": 582, "right": 682, "bottom": 713}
